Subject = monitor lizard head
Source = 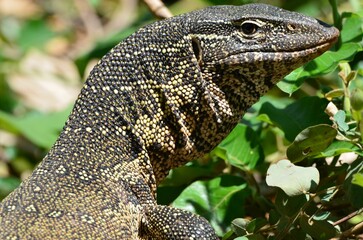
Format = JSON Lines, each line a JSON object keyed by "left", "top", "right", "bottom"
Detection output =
{"left": 141, "top": 4, "right": 339, "bottom": 179}
{"left": 187, "top": 4, "right": 339, "bottom": 90}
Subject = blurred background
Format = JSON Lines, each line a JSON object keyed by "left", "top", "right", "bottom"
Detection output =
{"left": 0, "top": 0, "right": 359, "bottom": 198}
{"left": 2, "top": 1, "right": 363, "bottom": 238}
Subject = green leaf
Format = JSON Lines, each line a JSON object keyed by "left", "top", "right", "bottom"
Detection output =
{"left": 231, "top": 218, "right": 249, "bottom": 236}
{"left": 256, "top": 113, "right": 273, "bottom": 125}
{"left": 350, "top": 88, "right": 363, "bottom": 111}
{"left": 0, "top": 177, "right": 21, "bottom": 200}
{"left": 278, "top": 43, "right": 362, "bottom": 94}
{"left": 340, "top": 12, "right": 363, "bottom": 43}
{"left": 299, "top": 214, "right": 337, "bottom": 240}
{"left": 285, "top": 227, "right": 311, "bottom": 240}
{"left": 321, "top": 187, "right": 339, "bottom": 203}
{"left": 344, "top": 160, "right": 363, "bottom": 208}
{"left": 0, "top": 107, "right": 71, "bottom": 149}
{"left": 242, "top": 234, "right": 265, "bottom": 240}
{"left": 286, "top": 124, "right": 337, "bottom": 163}
{"left": 0, "top": 79, "right": 17, "bottom": 112}
{"left": 88, "top": 0, "right": 100, "bottom": 7}
{"left": 352, "top": 173, "right": 363, "bottom": 188}
{"left": 212, "top": 124, "right": 263, "bottom": 170}
{"left": 18, "top": 19, "right": 55, "bottom": 51}
{"left": 268, "top": 209, "right": 281, "bottom": 225}
{"left": 307, "top": 43, "right": 361, "bottom": 74}
{"left": 333, "top": 110, "right": 349, "bottom": 132}
{"left": 277, "top": 67, "right": 309, "bottom": 94}
{"left": 275, "top": 189, "right": 308, "bottom": 217}
{"left": 245, "top": 218, "right": 268, "bottom": 234}
{"left": 158, "top": 164, "right": 215, "bottom": 205}
{"left": 313, "top": 211, "right": 331, "bottom": 221}
{"left": 259, "top": 97, "right": 330, "bottom": 142}
{"left": 324, "top": 88, "right": 345, "bottom": 100}
{"left": 266, "top": 160, "right": 319, "bottom": 196}
{"left": 314, "top": 140, "right": 363, "bottom": 158}
{"left": 172, "top": 175, "right": 249, "bottom": 236}
{"left": 234, "top": 237, "right": 248, "bottom": 240}
{"left": 160, "top": 165, "right": 214, "bottom": 187}
{"left": 222, "top": 229, "right": 235, "bottom": 240}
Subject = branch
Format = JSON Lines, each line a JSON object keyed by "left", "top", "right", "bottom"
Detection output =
{"left": 143, "top": 0, "right": 173, "bottom": 19}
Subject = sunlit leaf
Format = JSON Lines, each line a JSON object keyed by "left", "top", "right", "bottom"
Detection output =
{"left": 352, "top": 173, "right": 363, "bottom": 188}
{"left": 340, "top": 12, "right": 363, "bottom": 43}
{"left": 334, "top": 110, "right": 349, "bottom": 132}
{"left": 266, "top": 160, "right": 319, "bottom": 196}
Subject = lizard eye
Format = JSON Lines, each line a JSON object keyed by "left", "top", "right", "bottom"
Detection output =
{"left": 241, "top": 21, "right": 259, "bottom": 35}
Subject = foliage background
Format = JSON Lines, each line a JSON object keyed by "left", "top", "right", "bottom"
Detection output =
{"left": 0, "top": 0, "right": 362, "bottom": 239}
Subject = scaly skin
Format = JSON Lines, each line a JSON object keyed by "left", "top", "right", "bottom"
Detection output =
{"left": 0, "top": 4, "right": 338, "bottom": 239}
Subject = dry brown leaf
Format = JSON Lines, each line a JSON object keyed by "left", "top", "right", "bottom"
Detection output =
{"left": 7, "top": 50, "right": 81, "bottom": 112}
{"left": 0, "top": 0, "right": 41, "bottom": 18}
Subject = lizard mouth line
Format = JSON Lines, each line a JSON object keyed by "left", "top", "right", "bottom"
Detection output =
{"left": 275, "top": 38, "right": 338, "bottom": 54}
{"left": 221, "top": 36, "right": 339, "bottom": 61}
{"left": 221, "top": 40, "right": 335, "bottom": 61}
{"left": 266, "top": 41, "right": 335, "bottom": 55}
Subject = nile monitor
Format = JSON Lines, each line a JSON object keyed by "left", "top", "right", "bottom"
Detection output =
{"left": 0, "top": 3, "right": 339, "bottom": 239}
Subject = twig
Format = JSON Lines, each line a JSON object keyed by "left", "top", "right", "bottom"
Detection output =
{"left": 333, "top": 208, "right": 363, "bottom": 226}
{"left": 70, "top": 0, "right": 138, "bottom": 57}
{"left": 143, "top": 0, "right": 173, "bottom": 19}
{"left": 74, "top": 0, "right": 104, "bottom": 38}
{"left": 104, "top": 0, "right": 138, "bottom": 34}
{"left": 340, "top": 221, "right": 363, "bottom": 238}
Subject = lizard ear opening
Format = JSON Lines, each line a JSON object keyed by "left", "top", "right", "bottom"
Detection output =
{"left": 191, "top": 37, "right": 203, "bottom": 67}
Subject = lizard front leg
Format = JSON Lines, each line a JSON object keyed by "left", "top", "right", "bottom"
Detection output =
{"left": 144, "top": 205, "right": 219, "bottom": 239}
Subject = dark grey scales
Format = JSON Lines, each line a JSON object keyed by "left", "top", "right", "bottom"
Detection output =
{"left": 0, "top": 3, "right": 338, "bottom": 239}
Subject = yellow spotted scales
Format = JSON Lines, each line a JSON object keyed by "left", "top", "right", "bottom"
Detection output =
{"left": 0, "top": 4, "right": 338, "bottom": 239}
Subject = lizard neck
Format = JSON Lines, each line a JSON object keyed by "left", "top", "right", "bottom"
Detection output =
{"left": 41, "top": 73, "right": 158, "bottom": 201}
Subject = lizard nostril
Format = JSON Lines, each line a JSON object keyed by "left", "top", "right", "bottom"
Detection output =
{"left": 287, "top": 23, "right": 297, "bottom": 31}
